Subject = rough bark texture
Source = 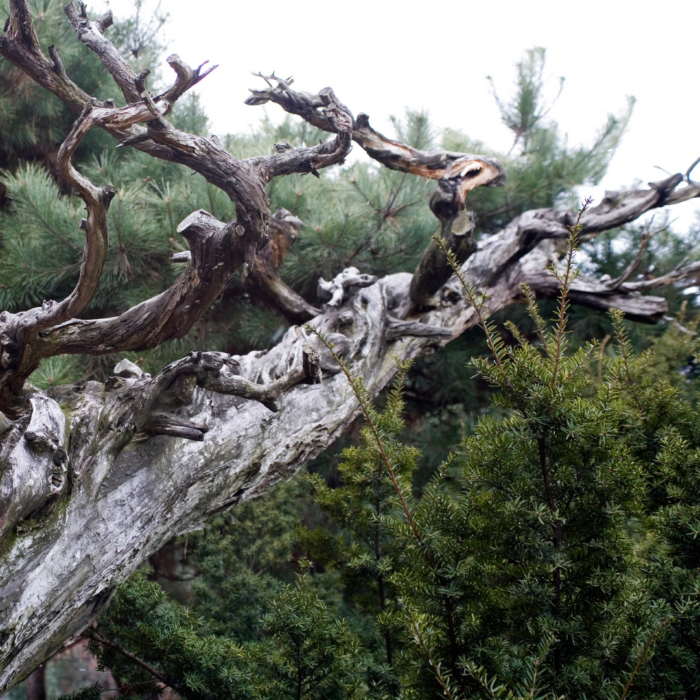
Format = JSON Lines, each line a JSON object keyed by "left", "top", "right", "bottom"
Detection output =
{"left": 1, "top": 1, "right": 700, "bottom": 691}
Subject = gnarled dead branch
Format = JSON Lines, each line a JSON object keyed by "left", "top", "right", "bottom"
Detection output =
{"left": 0, "top": 0, "right": 699, "bottom": 692}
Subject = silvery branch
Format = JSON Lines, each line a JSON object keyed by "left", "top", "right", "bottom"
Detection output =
{"left": 0, "top": 0, "right": 699, "bottom": 690}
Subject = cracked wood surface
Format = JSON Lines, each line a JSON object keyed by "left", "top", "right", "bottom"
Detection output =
{"left": 1, "top": 0, "right": 700, "bottom": 691}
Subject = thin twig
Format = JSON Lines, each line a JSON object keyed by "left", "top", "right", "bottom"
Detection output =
{"left": 83, "top": 629, "right": 171, "bottom": 687}
{"left": 620, "top": 617, "right": 674, "bottom": 700}
{"left": 405, "top": 606, "right": 459, "bottom": 700}
{"left": 307, "top": 328, "right": 423, "bottom": 543}
{"left": 608, "top": 219, "right": 673, "bottom": 290}
{"left": 433, "top": 235, "right": 504, "bottom": 371}
{"left": 551, "top": 199, "right": 590, "bottom": 383}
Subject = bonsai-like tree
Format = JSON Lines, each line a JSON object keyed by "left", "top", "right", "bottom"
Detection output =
{"left": 1, "top": 1, "right": 699, "bottom": 691}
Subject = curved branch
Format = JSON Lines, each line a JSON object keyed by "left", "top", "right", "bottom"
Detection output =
{"left": 0, "top": 100, "right": 117, "bottom": 405}
{"left": 0, "top": 94, "right": 263, "bottom": 406}
{"left": 0, "top": 0, "right": 94, "bottom": 111}
{"left": 36, "top": 210, "right": 252, "bottom": 356}
{"left": 244, "top": 77, "right": 508, "bottom": 311}
{"left": 245, "top": 75, "right": 506, "bottom": 187}
{"left": 64, "top": 2, "right": 141, "bottom": 103}
{"left": 43, "top": 99, "right": 115, "bottom": 327}
{"left": 463, "top": 173, "right": 700, "bottom": 293}
{"left": 411, "top": 185, "right": 477, "bottom": 308}
{"left": 623, "top": 260, "right": 700, "bottom": 292}
{"left": 0, "top": 1, "right": 268, "bottom": 239}
{"left": 246, "top": 88, "right": 353, "bottom": 181}
{"left": 174, "top": 209, "right": 323, "bottom": 323}
{"left": 248, "top": 209, "right": 322, "bottom": 322}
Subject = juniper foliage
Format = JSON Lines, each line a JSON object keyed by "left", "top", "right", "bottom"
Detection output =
{"left": 300, "top": 224, "right": 700, "bottom": 699}
{"left": 84, "top": 563, "right": 367, "bottom": 700}
{"left": 62, "top": 227, "right": 700, "bottom": 700}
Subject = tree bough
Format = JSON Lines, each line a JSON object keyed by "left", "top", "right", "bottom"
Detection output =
{"left": 0, "top": 1, "right": 699, "bottom": 690}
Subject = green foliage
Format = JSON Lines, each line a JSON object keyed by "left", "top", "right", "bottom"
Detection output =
{"left": 0, "top": 163, "right": 173, "bottom": 314}
{"left": 88, "top": 570, "right": 256, "bottom": 700}
{"left": 188, "top": 476, "right": 312, "bottom": 642}
{"left": 301, "top": 365, "right": 417, "bottom": 692}
{"left": 488, "top": 47, "right": 564, "bottom": 151}
{"left": 448, "top": 47, "right": 633, "bottom": 233}
{"left": 4, "top": 24, "right": 700, "bottom": 696}
{"left": 295, "top": 228, "right": 700, "bottom": 699}
{"left": 30, "top": 354, "right": 84, "bottom": 389}
{"left": 89, "top": 563, "right": 367, "bottom": 700}
{"left": 250, "top": 559, "right": 367, "bottom": 700}
{"left": 65, "top": 191, "right": 700, "bottom": 700}
{"left": 0, "top": 0, "right": 166, "bottom": 172}
{"left": 54, "top": 684, "right": 104, "bottom": 700}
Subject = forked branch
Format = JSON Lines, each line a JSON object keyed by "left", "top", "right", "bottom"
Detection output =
{"left": 3, "top": 3, "right": 700, "bottom": 692}
{"left": 245, "top": 75, "right": 508, "bottom": 309}
{"left": 246, "top": 74, "right": 505, "bottom": 187}
{"left": 64, "top": 2, "right": 140, "bottom": 103}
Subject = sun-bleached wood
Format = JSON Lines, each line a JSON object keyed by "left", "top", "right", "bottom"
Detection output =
{"left": 1, "top": 0, "right": 700, "bottom": 690}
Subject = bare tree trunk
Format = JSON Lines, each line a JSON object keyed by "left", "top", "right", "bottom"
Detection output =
{"left": 0, "top": 0, "right": 699, "bottom": 692}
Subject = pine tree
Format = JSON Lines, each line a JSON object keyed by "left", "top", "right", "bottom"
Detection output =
{"left": 0, "top": 0, "right": 166, "bottom": 177}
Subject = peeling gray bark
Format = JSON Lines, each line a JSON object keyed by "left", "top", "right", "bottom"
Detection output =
{"left": 1, "top": 0, "right": 700, "bottom": 692}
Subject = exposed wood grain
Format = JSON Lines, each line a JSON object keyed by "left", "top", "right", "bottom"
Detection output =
{"left": 1, "top": 1, "right": 699, "bottom": 691}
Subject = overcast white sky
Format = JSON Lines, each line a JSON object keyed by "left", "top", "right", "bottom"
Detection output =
{"left": 107, "top": 0, "right": 700, "bottom": 227}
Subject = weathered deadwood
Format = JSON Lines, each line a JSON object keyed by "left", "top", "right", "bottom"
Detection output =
{"left": 248, "top": 208, "right": 322, "bottom": 322}
{"left": 2, "top": 1, "right": 700, "bottom": 692}
{"left": 0, "top": 1, "right": 93, "bottom": 113}
{"left": 246, "top": 77, "right": 700, "bottom": 311}
{"left": 157, "top": 54, "right": 218, "bottom": 105}
{"left": 244, "top": 75, "right": 508, "bottom": 310}
{"left": 0, "top": 202, "right": 253, "bottom": 407}
{"left": 318, "top": 267, "right": 378, "bottom": 307}
{"left": 64, "top": 2, "right": 139, "bottom": 103}
{"left": 246, "top": 75, "right": 506, "bottom": 186}
{"left": 0, "top": 397, "right": 66, "bottom": 544}
{"left": 462, "top": 177, "right": 700, "bottom": 295}
{"left": 0, "top": 221, "right": 682, "bottom": 690}
{"left": 0, "top": 4, "right": 353, "bottom": 408}
{"left": 410, "top": 186, "right": 477, "bottom": 308}
{"left": 0, "top": 98, "right": 116, "bottom": 405}
{"left": 246, "top": 88, "right": 354, "bottom": 181}
{"left": 173, "top": 208, "right": 324, "bottom": 323}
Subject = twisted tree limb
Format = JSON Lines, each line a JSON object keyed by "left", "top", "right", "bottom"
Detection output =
{"left": 246, "top": 74, "right": 506, "bottom": 185}
{"left": 0, "top": 1, "right": 700, "bottom": 692}
{"left": 0, "top": 0, "right": 353, "bottom": 407}
{"left": 247, "top": 209, "right": 323, "bottom": 322}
